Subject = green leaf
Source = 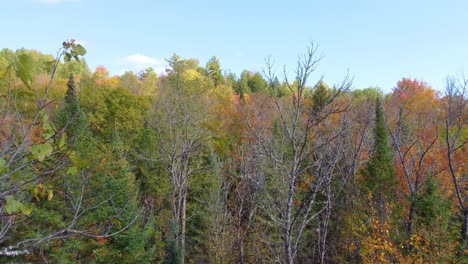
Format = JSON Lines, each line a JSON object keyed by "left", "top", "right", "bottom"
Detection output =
{"left": 73, "top": 44, "right": 87, "bottom": 56}
{"left": 40, "top": 111, "right": 55, "bottom": 139}
{"left": 40, "top": 110, "right": 48, "bottom": 125}
{"left": 21, "top": 204, "right": 33, "bottom": 216}
{"left": 67, "top": 166, "right": 78, "bottom": 176}
{"left": 5, "top": 195, "right": 24, "bottom": 215}
{"left": 12, "top": 171, "right": 21, "bottom": 181}
{"left": 47, "top": 190, "right": 53, "bottom": 201}
{"left": 29, "top": 185, "right": 39, "bottom": 200}
{"left": 64, "top": 52, "right": 72, "bottom": 62}
{"left": 32, "top": 143, "right": 54, "bottom": 162}
{"left": 112, "top": 218, "right": 123, "bottom": 229}
{"left": 59, "top": 133, "right": 67, "bottom": 149}
{"left": 17, "top": 51, "right": 34, "bottom": 89}
{"left": 0, "top": 157, "right": 6, "bottom": 173}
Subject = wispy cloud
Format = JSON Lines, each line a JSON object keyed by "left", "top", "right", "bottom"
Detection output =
{"left": 33, "top": 0, "right": 79, "bottom": 4}
{"left": 119, "top": 54, "right": 167, "bottom": 75}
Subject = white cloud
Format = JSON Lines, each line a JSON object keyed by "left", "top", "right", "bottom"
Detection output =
{"left": 151, "top": 66, "right": 169, "bottom": 76}
{"left": 33, "top": 0, "right": 79, "bottom": 4}
{"left": 119, "top": 54, "right": 167, "bottom": 75}
{"left": 121, "top": 54, "right": 166, "bottom": 68}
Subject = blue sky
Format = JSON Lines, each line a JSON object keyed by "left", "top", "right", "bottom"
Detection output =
{"left": 3, "top": 0, "right": 468, "bottom": 92}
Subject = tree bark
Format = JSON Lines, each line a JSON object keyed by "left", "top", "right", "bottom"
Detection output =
{"left": 463, "top": 208, "right": 468, "bottom": 244}
{"left": 239, "top": 237, "right": 245, "bottom": 264}
{"left": 180, "top": 191, "right": 187, "bottom": 264}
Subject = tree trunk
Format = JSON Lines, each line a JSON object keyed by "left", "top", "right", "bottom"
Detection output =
{"left": 463, "top": 207, "right": 468, "bottom": 245}
{"left": 285, "top": 178, "right": 295, "bottom": 264}
{"left": 239, "top": 237, "right": 245, "bottom": 264}
{"left": 319, "top": 184, "right": 332, "bottom": 264}
{"left": 180, "top": 191, "right": 187, "bottom": 264}
{"left": 285, "top": 234, "right": 293, "bottom": 264}
{"left": 407, "top": 198, "right": 415, "bottom": 251}
{"left": 407, "top": 200, "right": 415, "bottom": 236}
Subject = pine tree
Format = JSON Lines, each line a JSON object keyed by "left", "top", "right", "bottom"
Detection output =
{"left": 411, "top": 176, "right": 457, "bottom": 262}
{"left": 55, "top": 73, "right": 87, "bottom": 142}
{"left": 312, "top": 81, "right": 329, "bottom": 113}
{"left": 362, "top": 99, "right": 396, "bottom": 221}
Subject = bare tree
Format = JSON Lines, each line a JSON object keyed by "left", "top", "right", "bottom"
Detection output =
{"left": 225, "top": 142, "right": 264, "bottom": 263}
{"left": 325, "top": 95, "right": 375, "bottom": 262}
{"left": 205, "top": 167, "right": 233, "bottom": 263}
{"left": 444, "top": 77, "right": 467, "bottom": 250}
{"left": 244, "top": 43, "right": 352, "bottom": 263}
{"left": 147, "top": 60, "right": 211, "bottom": 263}
{"left": 386, "top": 84, "right": 441, "bottom": 241}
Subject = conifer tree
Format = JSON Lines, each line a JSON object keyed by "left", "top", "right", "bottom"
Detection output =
{"left": 362, "top": 99, "right": 396, "bottom": 221}
{"left": 55, "top": 73, "right": 87, "bottom": 141}
{"left": 312, "top": 81, "right": 330, "bottom": 113}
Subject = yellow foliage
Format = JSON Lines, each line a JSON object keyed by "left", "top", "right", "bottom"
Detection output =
{"left": 181, "top": 69, "right": 202, "bottom": 82}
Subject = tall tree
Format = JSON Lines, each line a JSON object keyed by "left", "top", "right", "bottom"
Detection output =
{"left": 385, "top": 78, "right": 444, "bottom": 253}
{"left": 444, "top": 77, "right": 468, "bottom": 254}
{"left": 139, "top": 67, "right": 158, "bottom": 95}
{"left": 147, "top": 55, "right": 211, "bottom": 263}
{"left": 206, "top": 56, "right": 223, "bottom": 87}
{"left": 120, "top": 71, "right": 142, "bottom": 95}
{"left": 362, "top": 99, "right": 396, "bottom": 222}
{"left": 356, "top": 99, "right": 402, "bottom": 263}
{"left": 55, "top": 73, "right": 86, "bottom": 141}
{"left": 246, "top": 43, "right": 352, "bottom": 263}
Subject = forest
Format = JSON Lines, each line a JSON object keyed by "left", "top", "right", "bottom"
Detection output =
{"left": 0, "top": 41, "right": 466, "bottom": 263}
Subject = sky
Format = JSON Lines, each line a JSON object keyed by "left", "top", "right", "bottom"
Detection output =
{"left": 2, "top": 0, "right": 468, "bottom": 92}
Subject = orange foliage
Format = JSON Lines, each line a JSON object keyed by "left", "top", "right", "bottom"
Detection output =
{"left": 386, "top": 78, "right": 445, "bottom": 194}
{"left": 96, "top": 237, "right": 107, "bottom": 245}
{"left": 93, "top": 65, "right": 110, "bottom": 85}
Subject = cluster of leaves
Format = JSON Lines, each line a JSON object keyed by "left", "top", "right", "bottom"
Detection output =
{"left": 62, "top": 39, "right": 86, "bottom": 62}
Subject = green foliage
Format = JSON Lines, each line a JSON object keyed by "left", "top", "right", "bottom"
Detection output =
{"left": 162, "top": 223, "right": 182, "bottom": 264}
{"left": 362, "top": 99, "right": 396, "bottom": 196}
{"left": 206, "top": 56, "right": 223, "bottom": 86}
{"left": 1, "top": 42, "right": 465, "bottom": 263}
{"left": 54, "top": 74, "right": 87, "bottom": 143}
{"left": 57, "top": 59, "right": 90, "bottom": 79}
{"left": 0, "top": 157, "right": 7, "bottom": 173}
{"left": 415, "top": 177, "right": 451, "bottom": 226}
{"left": 166, "top": 54, "right": 201, "bottom": 79}
{"left": 63, "top": 39, "right": 87, "bottom": 62}
{"left": 31, "top": 143, "right": 53, "bottom": 162}
{"left": 139, "top": 67, "right": 158, "bottom": 95}
{"left": 352, "top": 87, "right": 384, "bottom": 101}
{"left": 402, "top": 176, "right": 460, "bottom": 262}
{"left": 235, "top": 70, "right": 267, "bottom": 94}
{"left": 312, "top": 80, "right": 330, "bottom": 112}
{"left": 46, "top": 110, "right": 152, "bottom": 262}
{"left": 1, "top": 48, "right": 35, "bottom": 89}
{"left": 80, "top": 82, "right": 149, "bottom": 145}
{"left": 120, "top": 71, "right": 141, "bottom": 93}
{"left": 5, "top": 195, "right": 31, "bottom": 216}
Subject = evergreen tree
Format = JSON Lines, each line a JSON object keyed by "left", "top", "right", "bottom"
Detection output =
{"left": 42, "top": 75, "right": 152, "bottom": 263}
{"left": 410, "top": 176, "right": 457, "bottom": 262}
{"left": 55, "top": 73, "right": 87, "bottom": 142}
{"left": 362, "top": 99, "right": 396, "bottom": 221}
{"left": 206, "top": 56, "right": 223, "bottom": 87}
{"left": 312, "top": 81, "right": 330, "bottom": 113}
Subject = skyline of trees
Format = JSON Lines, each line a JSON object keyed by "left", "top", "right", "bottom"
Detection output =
{"left": 0, "top": 43, "right": 466, "bottom": 263}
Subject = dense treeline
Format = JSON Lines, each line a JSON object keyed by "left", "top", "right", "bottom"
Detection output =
{"left": 0, "top": 42, "right": 466, "bottom": 263}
